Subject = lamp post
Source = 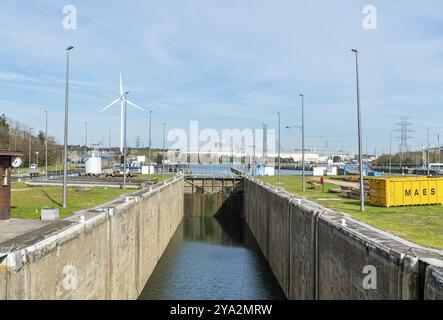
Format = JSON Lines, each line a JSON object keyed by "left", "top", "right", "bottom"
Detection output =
{"left": 162, "top": 122, "right": 166, "bottom": 174}
{"left": 63, "top": 46, "right": 74, "bottom": 209}
{"left": 427, "top": 128, "right": 430, "bottom": 176}
{"left": 122, "top": 91, "right": 129, "bottom": 189}
{"left": 253, "top": 143, "right": 256, "bottom": 176}
{"left": 277, "top": 112, "right": 281, "bottom": 184}
{"left": 148, "top": 110, "right": 153, "bottom": 174}
{"left": 28, "top": 130, "right": 32, "bottom": 168}
{"left": 163, "top": 122, "right": 166, "bottom": 151}
{"left": 45, "top": 110, "right": 48, "bottom": 180}
{"left": 36, "top": 152, "right": 39, "bottom": 168}
{"left": 285, "top": 123, "right": 304, "bottom": 190}
{"left": 300, "top": 94, "right": 306, "bottom": 192}
{"left": 351, "top": 49, "right": 365, "bottom": 211}
{"left": 248, "top": 144, "right": 256, "bottom": 176}
{"left": 108, "top": 128, "right": 111, "bottom": 168}
{"left": 85, "top": 122, "right": 88, "bottom": 150}
{"left": 389, "top": 131, "right": 392, "bottom": 174}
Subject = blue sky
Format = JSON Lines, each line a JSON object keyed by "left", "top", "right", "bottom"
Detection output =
{"left": 0, "top": 0, "right": 442, "bottom": 154}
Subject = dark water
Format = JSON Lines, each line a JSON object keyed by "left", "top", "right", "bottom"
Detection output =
{"left": 139, "top": 216, "right": 286, "bottom": 300}
{"left": 188, "top": 164, "right": 248, "bottom": 177}
{"left": 187, "top": 164, "right": 313, "bottom": 177}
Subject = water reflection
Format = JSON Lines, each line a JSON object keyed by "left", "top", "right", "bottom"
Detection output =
{"left": 139, "top": 216, "right": 286, "bottom": 300}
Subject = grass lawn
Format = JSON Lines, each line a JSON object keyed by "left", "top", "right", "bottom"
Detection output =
{"left": 136, "top": 174, "right": 175, "bottom": 181}
{"left": 11, "top": 184, "right": 133, "bottom": 220}
{"left": 11, "top": 182, "right": 29, "bottom": 189}
{"left": 258, "top": 175, "right": 443, "bottom": 250}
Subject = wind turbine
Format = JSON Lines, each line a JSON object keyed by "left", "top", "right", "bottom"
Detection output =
{"left": 100, "top": 73, "right": 144, "bottom": 153}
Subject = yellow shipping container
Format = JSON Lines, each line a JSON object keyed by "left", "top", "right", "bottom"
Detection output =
{"left": 369, "top": 177, "right": 443, "bottom": 207}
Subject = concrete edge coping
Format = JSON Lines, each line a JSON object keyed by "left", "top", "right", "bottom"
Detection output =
{"left": 245, "top": 176, "right": 443, "bottom": 264}
{"left": 68, "top": 175, "right": 182, "bottom": 222}
{"left": 422, "top": 258, "right": 443, "bottom": 269}
{"left": 5, "top": 175, "right": 184, "bottom": 270}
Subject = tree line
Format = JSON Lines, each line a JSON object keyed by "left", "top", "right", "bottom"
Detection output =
{"left": 375, "top": 150, "right": 442, "bottom": 166}
{"left": 0, "top": 114, "right": 63, "bottom": 167}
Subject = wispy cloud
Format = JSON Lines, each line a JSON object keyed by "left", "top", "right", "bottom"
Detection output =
{"left": 0, "top": 0, "right": 442, "bottom": 151}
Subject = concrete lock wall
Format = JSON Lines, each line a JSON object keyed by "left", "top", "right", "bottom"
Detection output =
{"left": 244, "top": 177, "right": 443, "bottom": 300}
{"left": 0, "top": 176, "right": 184, "bottom": 300}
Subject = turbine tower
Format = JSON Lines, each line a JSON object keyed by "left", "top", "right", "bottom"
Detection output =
{"left": 100, "top": 73, "right": 144, "bottom": 153}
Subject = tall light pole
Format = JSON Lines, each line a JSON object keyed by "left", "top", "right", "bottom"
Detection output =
{"left": 300, "top": 94, "right": 306, "bottom": 192}
{"left": 277, "top": 112, "right": 281, "bottom": 184}
{"left": 63, "top": 46, "right": 74, "bottom": 209}
{"left": 253, "top": 143, "right": 256, "bottom": 176}
{"left": 427, "top": 127, "right": 430, "bottom": 176}
{"left": 341, "top": 137, "right": 344, "bottom": 162}
{"left": 248, "top": 144, "right": 256, "bottom": 176}
{"left": 45, "top": 110, "right": 48, "bottom": 180}
{"left": 163, "top": 122, "right": 166, "bottom": 151}
{"left": 108, "top": 128, "right": 111, "bottom": 167}
{"left": 365, "top": 136, "right": 370, "bottom": 167}
{"left": 28, "top": 130, "right": 32, "bottom": 168}
{"left": 352, "top": 49, "right": 365, "bottom": 211}
{"left": 162, "top": 122, "right": 166, "bottom": 174}
{"left": 389, "top": 131, "right": 392, "bottom": 174}
{"left": 122, "top": 91, "right": 129, "bottom": 189}
{"left": 148, "top": 110, "right": 153, "bottom": 171}
{"left": 84, "top": 122, "right": 88, "bottom": 150}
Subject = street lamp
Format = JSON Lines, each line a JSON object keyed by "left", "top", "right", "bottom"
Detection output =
{"left": 351, "top": 49, "right": 365, "bottom": 211}
{"left": 85, "top": 122, "right": 88, "bottom": 150}
{"left": 248, "top": 144, "right": 256, "bottom": 176}
{"left": 63, "top": 46, "right": 74, "bottom": 209}
{"left": 108, "top": 128, "right": 111, "bottom": 168}
{"left": 285, "top": 124, "right": 304, "bottom": 190}
{"left": 163, "top": 122, "right": 166, "bottom": 151}
{"left": 300, "top": 94, "right": 306, "bottom": 192}
{"left": 122, "top": 91, "right": 129, "bottom": 189}
{"left": 389, "top": 131, "right": 393, "bottom": 174}
{"left": 427, "top": 128, "right": 431, "bottom": 176}
{"left": 148, "top": 110, "right": 153, "bottom": 174}
{"left": 162, "top": 122, "right": 166, "bottom": 174}
{"left": 45, "top": 110, "right": 48, "bottom": 180}
{"left": 277, "top": 112, "right": 281, "bottom": 184}
{"left": 28, "top": 129, "right": 32, "bottom": 168}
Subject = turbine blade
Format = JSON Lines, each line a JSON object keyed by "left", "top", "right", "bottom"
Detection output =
{"left": 100, "top": 98, "right": 121, "bottom": 112}
{"left": 119, "top": 72, "right": 123, "bottom": 96}
{"left": 126, "top": 100, "right": 144, "bottom": 111}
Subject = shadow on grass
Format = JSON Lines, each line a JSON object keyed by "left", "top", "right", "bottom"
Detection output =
{"left": 41, "top": 190, "right": 62, "bottom": 207}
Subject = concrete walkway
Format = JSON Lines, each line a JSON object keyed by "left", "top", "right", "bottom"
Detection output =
{"left": 0, "top": 219, "right": 74, "bottom": 255}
